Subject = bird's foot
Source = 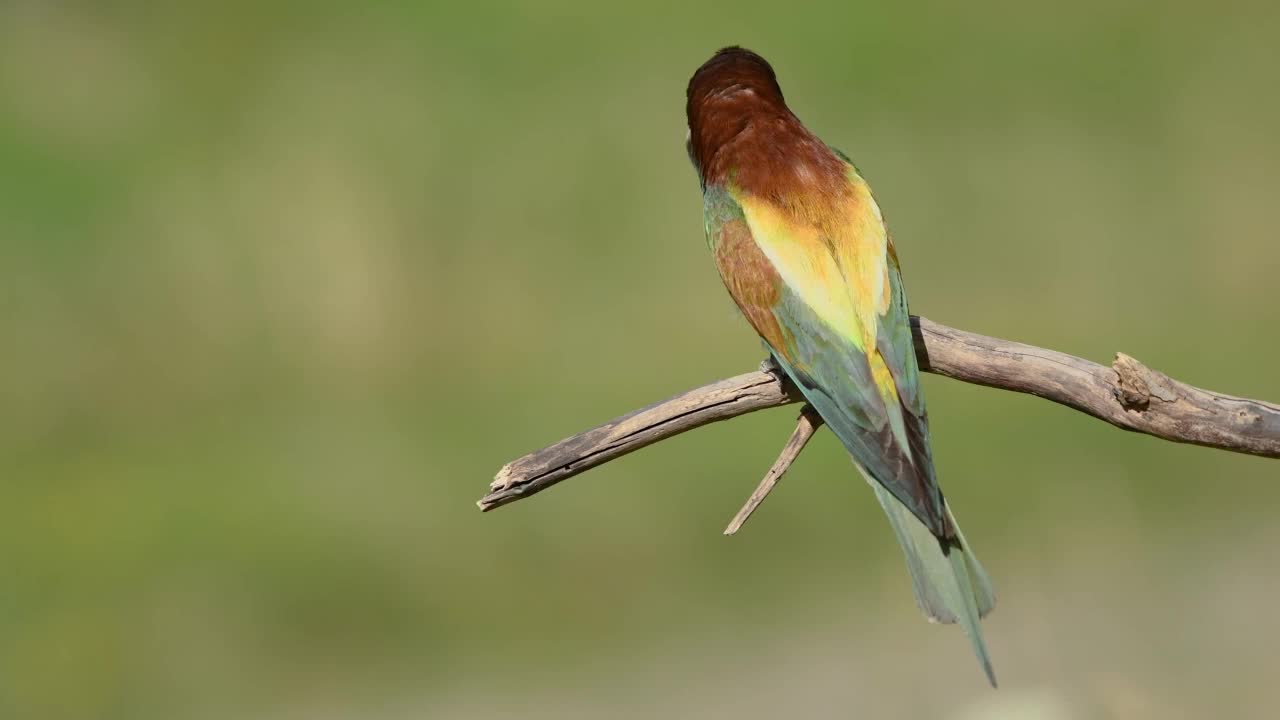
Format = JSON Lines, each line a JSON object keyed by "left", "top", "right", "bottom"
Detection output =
{"left": 759, "top": 354, "right": 784, "bottom": 379}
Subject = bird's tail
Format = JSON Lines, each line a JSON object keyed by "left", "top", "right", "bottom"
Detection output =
{"left": 867, "top": 478, "right": 997, "bottom": 687}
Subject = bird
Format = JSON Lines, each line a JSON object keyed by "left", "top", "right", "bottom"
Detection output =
{"left": 686, "top": 46, "right": 997, "bottom": 686}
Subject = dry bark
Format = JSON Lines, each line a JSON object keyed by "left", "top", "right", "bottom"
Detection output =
{"left": 479, "top": 316, "right": 1279, "bottom": 513}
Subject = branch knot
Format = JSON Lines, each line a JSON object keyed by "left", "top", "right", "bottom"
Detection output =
{"left": 1112, "top": 353, "right": 1178, "bottom": 410}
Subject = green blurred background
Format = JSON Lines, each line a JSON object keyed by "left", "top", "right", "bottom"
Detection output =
{"left": 2, "top": 1, "right": 1278, "bottom": 718}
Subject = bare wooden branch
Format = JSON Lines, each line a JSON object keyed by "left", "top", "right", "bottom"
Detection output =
{"left": 909, "top": 317, "right": 1280, "bottom": 457}
{"left": 723, "top": 405, "right": 824, "bottom": 535}
{"left": 479, "top": 316, "right": 1280, "bottom": 512}
{"left": 480, "top": 367, "right": 800, "bottom": 511}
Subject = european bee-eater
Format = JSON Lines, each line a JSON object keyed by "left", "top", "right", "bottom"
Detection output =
{"left": 686, "top": 46, "right": 997, "bottom": 685}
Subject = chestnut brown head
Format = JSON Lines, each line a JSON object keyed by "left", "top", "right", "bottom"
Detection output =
{"left": 686, "top": 47, "right": 790, "bottom": 180}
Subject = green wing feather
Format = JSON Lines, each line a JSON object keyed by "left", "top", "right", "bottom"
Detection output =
{"left": 703, "top": 177, "right": 998, "bottom": 686}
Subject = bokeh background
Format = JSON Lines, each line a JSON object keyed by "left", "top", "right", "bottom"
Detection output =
{"left": 3, "top": 2, "right": 1279, "bottom": 718}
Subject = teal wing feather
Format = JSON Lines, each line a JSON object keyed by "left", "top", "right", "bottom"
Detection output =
{"left": 871, "top": 247, "right": 998, "bottom": 683}
{"left": 771, "top": 286, "right": 928, "bottom": 511}
{"left": 703, "top": 183, "right": 931, "bottom": 522}
{"left": 703, "top": 178, "right": 998, "bottom": 686}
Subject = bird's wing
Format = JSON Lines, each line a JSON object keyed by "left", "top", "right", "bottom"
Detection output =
{"left": 703, "top": 174, "right": 947, "bottom": 538}
{"left": 705, "top": 173, "right": 996, "bottom": 685}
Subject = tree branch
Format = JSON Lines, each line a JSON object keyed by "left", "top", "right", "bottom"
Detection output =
{"left": 479, "top": 316, "right": 1280, "bottom": 512}
{"left": 723, "top": 405, "right": 824, "bottom": 535}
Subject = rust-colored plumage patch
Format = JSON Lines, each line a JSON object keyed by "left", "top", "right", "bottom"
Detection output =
{"left": 687, "top": 47, "right": 851, "bottom": 224}
{"left": 712, "top": 218, "right": 790, "bottom": 360}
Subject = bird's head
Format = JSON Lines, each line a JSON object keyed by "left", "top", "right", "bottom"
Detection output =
{"left": 685, "top": 47, "right": 788, "bottom": 181}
